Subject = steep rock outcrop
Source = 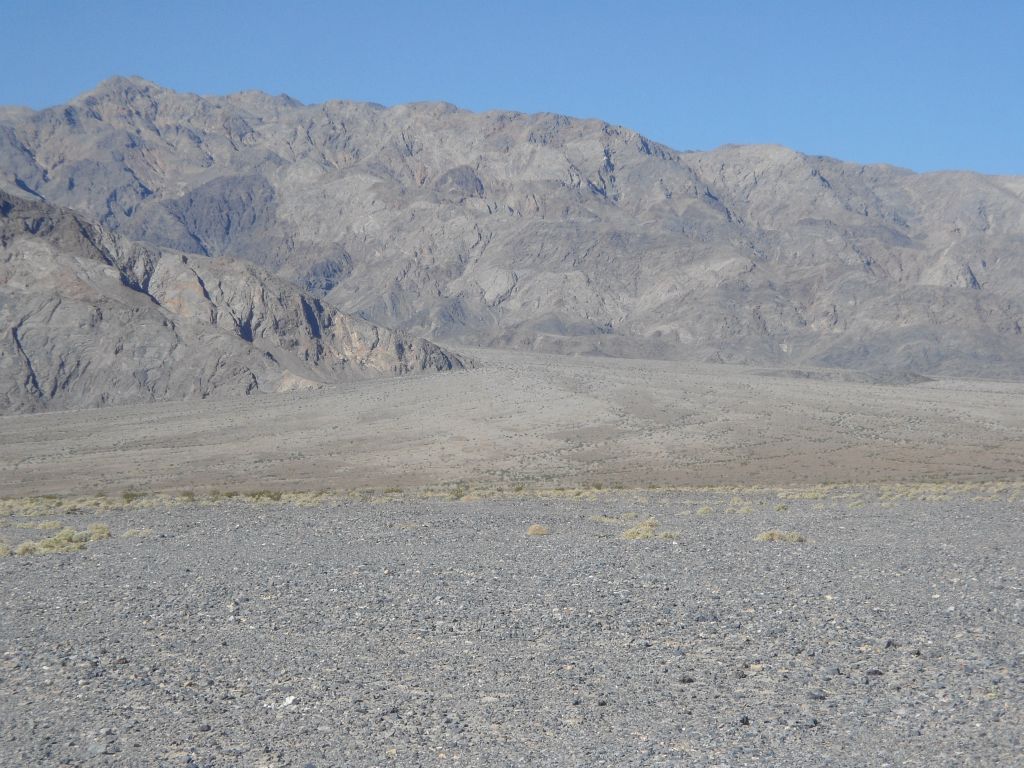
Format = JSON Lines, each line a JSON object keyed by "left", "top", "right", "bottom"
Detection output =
{"left": 0, "top": 190, "right": 463, "bottom": 412}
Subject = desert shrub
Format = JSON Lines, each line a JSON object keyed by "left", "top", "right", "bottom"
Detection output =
{"left": 14, "top": 523, "right": 112, "bottom": 555}
{"left": 87, "top": 523, "right": 111, "bottom": 541}
{"left": 621, "top": 517, "right": 681, "bottom": 541}
{"left": 622, "top": 518, "right": 659, "bottom": 540}
{"left": 755, "top": 530, "right": 806, "bottom": 543}
{"left": 16, "top": 527, "right": 88, "bottom": 555}
{"left": 247, "top": 490, "right": 283, "bottom": 501}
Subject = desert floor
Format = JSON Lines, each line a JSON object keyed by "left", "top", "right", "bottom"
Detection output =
{"left": 1, "top": 349, "right": 1023, "bottom": 497}
{"left": 0, "top": 485, "right": 1021, "bottom": 765}
{"left": 1, "top": 351, "right": 1022, "bottom": 765}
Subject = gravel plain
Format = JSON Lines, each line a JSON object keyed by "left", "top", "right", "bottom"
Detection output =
{"left": 1, "top": 485, "right": 1021, "bottom": 766}
{"left": 3, "top": 350, "right": 1024, "bottom": 499}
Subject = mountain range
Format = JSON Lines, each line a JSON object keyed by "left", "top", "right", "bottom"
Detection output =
{"left": 1, "top": 76, "right": 1022, "bottom": 410}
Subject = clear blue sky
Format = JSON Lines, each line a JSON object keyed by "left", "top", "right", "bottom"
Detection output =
{"left": 2, "top": 0, "right": 1022, "bottom": 174}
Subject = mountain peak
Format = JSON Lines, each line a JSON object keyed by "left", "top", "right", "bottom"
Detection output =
{"left": 77, "top": 75, "right": 167, "bottom": 101}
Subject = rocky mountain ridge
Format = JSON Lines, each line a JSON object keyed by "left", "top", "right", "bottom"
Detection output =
{"left": 0, "top": 189, "right": 463, "bottom": 412}
{"left": 1, "top": 76, "right": 1022, "bottom": 378}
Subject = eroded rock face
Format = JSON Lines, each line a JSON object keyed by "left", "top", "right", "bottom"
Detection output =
{"left": 0, "top": 191, "right": 463, "bottom": 412}
{"left": 1, "top": 77, "right": 1023, "bottom": 377}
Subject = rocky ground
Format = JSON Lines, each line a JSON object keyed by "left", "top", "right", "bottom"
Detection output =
{"left": 0, "top": 484, "right": 1021, "bottom": 766}
{"left": 4, "top": 349, "right": 1024, "bottom": 498}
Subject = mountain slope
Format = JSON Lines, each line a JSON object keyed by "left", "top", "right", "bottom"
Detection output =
{"left": 1, "top": 77, "right": 1022, "bottom": 377}
{"left": 0, "top": 189, "right": 463, "bottom": 412}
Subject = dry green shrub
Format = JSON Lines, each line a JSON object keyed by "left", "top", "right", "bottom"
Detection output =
{"left": 622, "top": 518, "right": 659, "bottom": 540}
{"left": 247, "top": 490, "right": 283, "bottom": 502}
{"left": 122, "top": 528, "right": 152, "bottom": 538}
{"left": 755, "top": 530, "right": 806, "bottom": 543}
{"left": 622, "top": 517, "right": 681, "bottom": 541}
{"left": 280, "top": 491, "right": 332, "bottom": 507}
{"left": 122, "top": 491, "right": 146, "bottom": 504}
{"left": 16, "top": 527, "right": 89, "bottom": 555}
{"left": 87, "top": 523, "right": 111, "bottom": 541}
{"left": 14, "top": 520, "right": 63, "bottom": 531}
{"left": 0, "top": 540, "right": 10, "bottom": 557}
{"left": 527, "top": 524, "right": 550, "bottom": 536}
{"left": 14, "top": 523, "right": 112, "bottom": 555}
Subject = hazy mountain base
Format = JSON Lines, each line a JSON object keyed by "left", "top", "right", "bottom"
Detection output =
{"left": 1, "top": 77, "right": 1021, "bottom": 377}
{"left": 0, "top": 190, "right": 464, "bottom": 412}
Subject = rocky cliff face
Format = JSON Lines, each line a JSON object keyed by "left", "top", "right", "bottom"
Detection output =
{"left": 1, "top": 77, "right": 1022, "bottom": 377}
{"left": 0, "top": 190, "right": 463, "bottom": 412}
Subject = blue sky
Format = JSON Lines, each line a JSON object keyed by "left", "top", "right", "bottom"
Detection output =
{"left": 2, "top": 0, "right": 1022, "bottom": 174}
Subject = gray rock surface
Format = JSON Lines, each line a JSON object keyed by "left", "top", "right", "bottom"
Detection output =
{"left": 0, "top": 190, "right": 463, "bottom": 412}
{"left": 0, "top": 486, "right": 1021, "bottom": 765}
{"left": 1, "top": 76, "right": 1022, "bottom": 377}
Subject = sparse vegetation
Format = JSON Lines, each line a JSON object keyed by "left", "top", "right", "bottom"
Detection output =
{"left": 12, "top": 523, "right": 113, "bottom": 556}
{"left": 527, "top": 524, "right": 550, "bottom": 536}
{"left": 122, "top": 528, "right": 152, "bottom": 538}
{"left": 755, "top": 530, "right": 806, "bottom": 543}
{"left": 122, "top": 491, "right": 145, "bottom": 504}
{"left": 246, "top": 490, "right": 283, "bottom": 501}
{"left": 621, "top": 517, "right": 681, "bottom": 541}
{"left": 16, "top": 528, "right": 88, "bottom": 555}
{"left": 13, "top": 520, "right": 63, "bottom": 531}
{"left": 0, "top": 540, "right": 10, "bottom": 557}
{"left": 87, "top": 523, "right": 111, "bottom": 540}
{"left": 622, "top": 518, "right": 659, "bottom": 540}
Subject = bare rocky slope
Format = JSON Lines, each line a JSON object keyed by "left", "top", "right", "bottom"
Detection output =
{"left": 1, "top": 76, "right": 1023, "bottom": 377}
{"left": 0, "top": 190, "right": 463, "bottom": 412}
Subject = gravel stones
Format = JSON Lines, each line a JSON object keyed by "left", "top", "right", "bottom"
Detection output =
{"left": 0, "top": 488, "right": 1021, "bottom": 765}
